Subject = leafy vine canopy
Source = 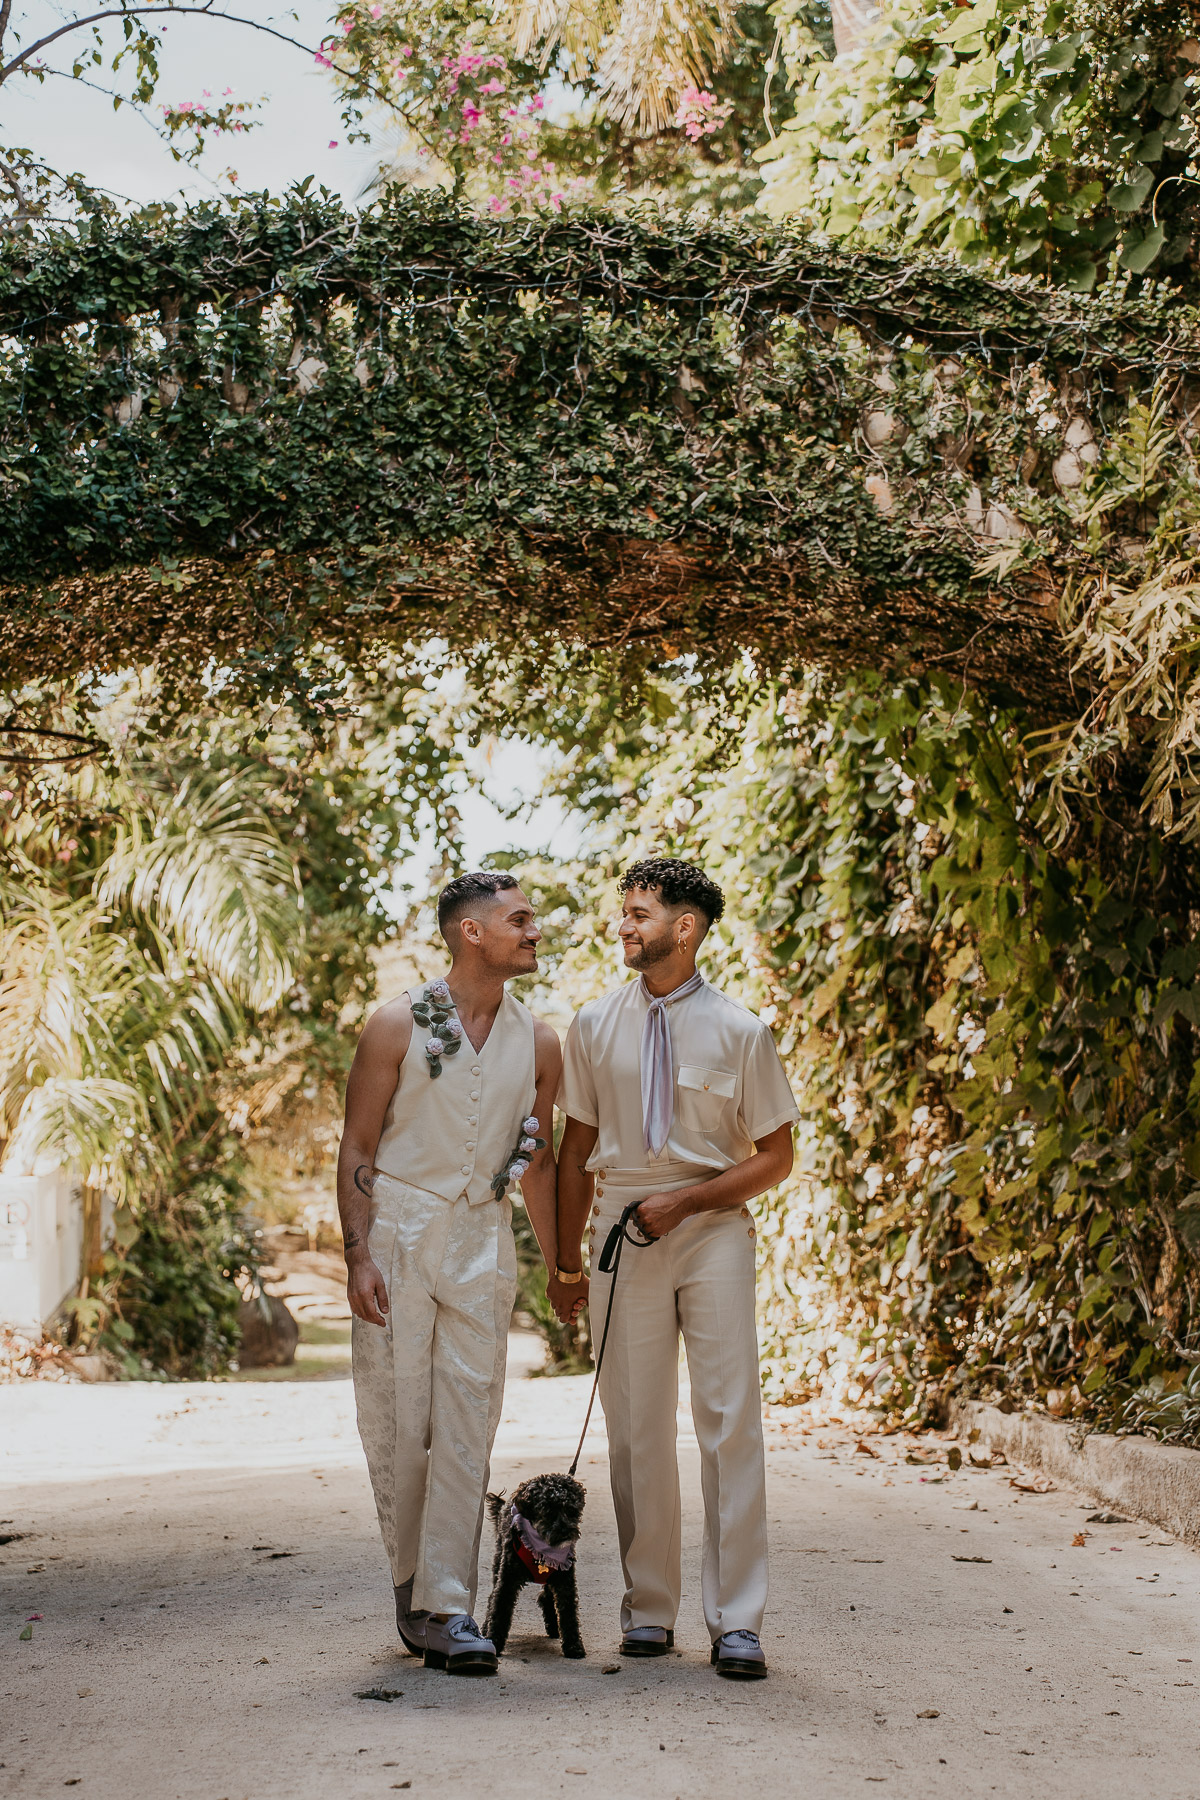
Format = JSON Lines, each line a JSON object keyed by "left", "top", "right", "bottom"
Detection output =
{"left": 3, "top": 192, "right": 1199, "bottom": 720}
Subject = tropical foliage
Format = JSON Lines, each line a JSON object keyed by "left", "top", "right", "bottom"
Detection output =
{"left": 0, "top": 665, "right": 467, "bottom": 1371}
{"left": 511, "top": 657, "right": 1200, "bottom": 1436}
{"left": 758, "top": 0, "right": 1200, "bottom": 288}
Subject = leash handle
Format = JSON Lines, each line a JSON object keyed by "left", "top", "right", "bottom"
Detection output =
{"left": 567, "top": 1202, "right": 653, "bottom": 1478}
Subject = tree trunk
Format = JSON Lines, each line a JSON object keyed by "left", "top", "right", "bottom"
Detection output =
{"left": 79, "top": 1182, "right": 105, "bottom": 1296}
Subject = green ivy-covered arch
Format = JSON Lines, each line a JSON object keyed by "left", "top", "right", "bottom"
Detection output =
{"left": 2, "top": 192, "right": 1196, "bottom": 712}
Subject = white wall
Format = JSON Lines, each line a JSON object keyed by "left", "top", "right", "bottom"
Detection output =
{"left": 0, "top": 1171, "right": 91, "bottom": 1331}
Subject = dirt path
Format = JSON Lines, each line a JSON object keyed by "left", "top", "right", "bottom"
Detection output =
{"left": 3, "top": 1341, "right": 1199, "bottom": 1800}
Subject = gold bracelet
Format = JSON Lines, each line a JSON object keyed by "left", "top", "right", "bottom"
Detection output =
{"left": 555, "top": 1266, "right": 584, "bottom": 1285}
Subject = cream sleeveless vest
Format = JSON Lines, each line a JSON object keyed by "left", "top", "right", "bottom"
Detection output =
{"left": 372, "top": 984, "right": 537, "bottom": 1206}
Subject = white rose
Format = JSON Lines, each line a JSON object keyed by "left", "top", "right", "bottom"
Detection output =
{"left": 519, "top": 1136, "right": 537, "bottom": 1154}
{"left": 426, "top": 1037, "right": 444, "bottom": 1055}
{"left": 443, "top": 1018, "right": 463, "bottom": 1039}
{"left": 509, "top": 1159, "right": 529, "bottom": 1180}
{"left": 428, "top": 979, "right": 451, "bottom": 1001}
{"left": 523, "top": 1116, "right": 539, "bottom": 1134}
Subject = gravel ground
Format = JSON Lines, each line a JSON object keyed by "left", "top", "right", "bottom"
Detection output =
{"left": 2, "top": 1338, "right": 1199, "bottom": 1800}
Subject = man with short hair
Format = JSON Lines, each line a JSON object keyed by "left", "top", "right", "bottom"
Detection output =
{"left": 339, "top": 871, "right": 563, "bottom": 1675}
{"left": 555, "top": 857, "right": 798, "bottom": 1679}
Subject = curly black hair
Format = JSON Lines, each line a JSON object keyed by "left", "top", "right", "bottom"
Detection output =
{"left": 618, "top": 857, "right": 725, "bottom": 927}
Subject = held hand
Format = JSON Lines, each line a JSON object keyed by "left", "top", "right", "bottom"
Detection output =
{"left": 547, "top": 1273, "right": 589, "bottom": 1325}
{"left": 634, "top": 1191, "right": 693, "bottom": 1240}
{"left": 346, "top": 1255, "right": 389, "bottom": 1327}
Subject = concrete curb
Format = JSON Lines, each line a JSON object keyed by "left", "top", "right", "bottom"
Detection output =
{"left": 951, "top": 1400, "right": 1200, "bottom": 1547}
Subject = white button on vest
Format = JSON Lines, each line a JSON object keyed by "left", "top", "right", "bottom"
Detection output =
{"left": 472, "top": 1065, "right": 482, "bottom": 1075}
{"left": 461, "top": 1165, "right": 470, "bottom": 1175}
{"left": 470, "top": 1090, "right": 480, "bottom": 1101}
{"left": 469, "top": 1115, "right": 478, "bottom": 1124}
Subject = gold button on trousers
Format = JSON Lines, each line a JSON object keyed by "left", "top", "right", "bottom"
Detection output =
{"left": 589, "top": 1173, "right": 767, "bottom": 1641}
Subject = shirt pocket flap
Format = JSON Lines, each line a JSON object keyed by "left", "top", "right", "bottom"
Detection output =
{"left": 677, "top": 1065, "right": 737, "bottom": 1100}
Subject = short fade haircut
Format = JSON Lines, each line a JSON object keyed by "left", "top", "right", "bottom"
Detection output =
{"left": 436, "top": 870, "right": 521, "bottom": 944}
{"left": 618, "top": 857, "right": 725, "bottom": 929}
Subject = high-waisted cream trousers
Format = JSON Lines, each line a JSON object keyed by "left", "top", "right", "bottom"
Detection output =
{"left": 588, "top": 1171, "right": 768, "bottom": 1641}
{"left": 352, "top": 1171, "right": 516, "bottom": 1616}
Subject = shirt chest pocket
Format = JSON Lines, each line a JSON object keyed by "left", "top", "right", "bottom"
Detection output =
{"left": 676, "top": 1065, "right": 737, "bottom": 1133}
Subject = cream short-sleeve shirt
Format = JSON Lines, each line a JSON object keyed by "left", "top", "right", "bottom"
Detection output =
{"left": 558, "top": 978, "right": 799, "bottom": 1177}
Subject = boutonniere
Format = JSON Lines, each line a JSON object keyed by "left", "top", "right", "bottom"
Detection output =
{"left": 410, "top": 978, "right": 464, "bottom": 1079}
{"left": 491, "top": 1115, "right": 545, "bottom": 1197}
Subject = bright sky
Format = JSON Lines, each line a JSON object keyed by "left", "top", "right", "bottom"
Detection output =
{"left": 5, "top": 0, "right": 378, "bottom": 206}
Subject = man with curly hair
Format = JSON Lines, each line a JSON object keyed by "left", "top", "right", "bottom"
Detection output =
{"left": 555, "top": 857, "right": 798, "bottom": 1680}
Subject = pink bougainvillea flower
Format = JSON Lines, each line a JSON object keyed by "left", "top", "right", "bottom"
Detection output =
{"left": 314, "top": 51, "right": 332, "bottom": 67}
{"left": 370, "top": 3, "right": 382, "bottom": 14}
{"left": 529, "top": 94, "right": 545, "bottom": 110}
{"left": 479, "top": 78, "right": 505, "bottom": 95}
{"left": 329, "top": 139, "right": 339, "bottom": 148}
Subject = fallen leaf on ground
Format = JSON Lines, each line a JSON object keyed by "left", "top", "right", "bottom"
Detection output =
{"left": 601, "top": 1665, "right": 621, "bottom": 1674}
{"left": 947, "top": 1447, "right": 962, "bottom": 1471}
{"left": 26, "top": 1613, "right": 42, "bottom": 1621}
{"left": 1088, "top": 1512, "right": 1128, "bottom": 1524}
{"left": 26, "top": 1563, "right": 46, "bottom": 1573}
{"left": 855, "top": 1440, "right": 881, "bottom": 1459}
{"left": 19, "top": 1625, "right": 32, "bottom": 1640}
{"left": 255, "top": 1657, "right": 270, "bottom": 1665}
{"left": 916, "top": 1709, "right": 940, "bottom": 1718}
{"left": 77, "top": 1688, "right": 92, "bottom": 1698}
{"left": 355, "top": 1688, "right": 404, "bottom": 1702}
{"left": 1010, "top": 1472, "right": 1056, "bottom": 1493}
{"left": 391, "top": 1784, "right": 411, "bottom": 1791}
{"left": 905, "top": 1449, "right": 943, "bottom": 1465}
{"left": 1071, "top": 1532, "right": 1089, "bottom": 1546}
{"left": 952, "top": 1555, "right": 992, "bottom": 1563}
{"left": 565, "top": 1770, "right": 588, "bottom": 1777}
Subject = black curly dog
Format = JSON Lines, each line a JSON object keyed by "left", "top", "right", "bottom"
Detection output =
{"left": 483, "top": 1474, "right": 586, "bottom": 1660}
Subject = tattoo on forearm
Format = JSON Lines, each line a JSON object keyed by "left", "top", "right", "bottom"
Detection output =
{"left": 353, "top": 1164, "right": 375, "bottom": 1198}
{"left": 343, "top": 1228, "right": 362, "bottom": 1251}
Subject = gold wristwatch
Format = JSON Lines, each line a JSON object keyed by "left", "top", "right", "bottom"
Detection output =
{"left": 555, "top": 1266, "right": 584, "bottom": 1285}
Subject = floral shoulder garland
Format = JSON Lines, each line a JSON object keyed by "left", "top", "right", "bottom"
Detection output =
{"left": 410, "top": 978, "right": 464, "bottom": 1079}
{"left": 491, "top": 1115, "right": 545, "bottom": 1197}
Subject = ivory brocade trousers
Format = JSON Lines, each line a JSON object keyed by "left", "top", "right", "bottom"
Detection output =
{"left": 351, "top": 1171, "right": 516, "bottom": 1616}
{"left": 588, "top": 1172, "right": 769, "bottom": 1641}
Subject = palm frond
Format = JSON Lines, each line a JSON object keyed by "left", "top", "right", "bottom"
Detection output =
{"left": 507, "top": 0, "right": 737, "bottom": 132}
{"left": 4, "top": 1076, "right": 149, "bottom": 1198}
{"left": 98, "top": 772, "right": 302, "bottom": 1010}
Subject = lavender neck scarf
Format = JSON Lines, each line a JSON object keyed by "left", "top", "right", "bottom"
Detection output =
{"left": 639, "top": 971, "right": 705, "bottom": 1157}
{"left": 511, "top": 1506, "right": 575, "bottom": 1572}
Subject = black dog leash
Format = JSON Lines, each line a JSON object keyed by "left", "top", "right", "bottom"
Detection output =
{"left": 567, "top": 1201, "right": 654, "bottom": 1478}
